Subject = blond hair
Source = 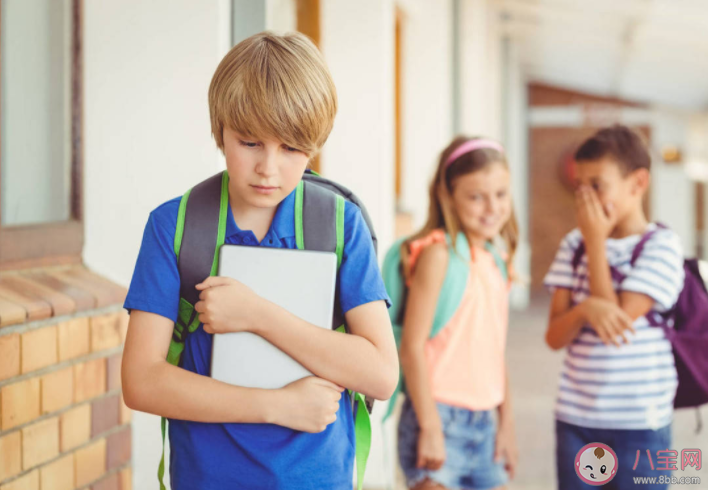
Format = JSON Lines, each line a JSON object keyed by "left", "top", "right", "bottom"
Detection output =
{"left": 208, "top": 31, "right": 337, "bottom": 156}
{"left": 401, "top": 136, "right": 519, "bottom": 281}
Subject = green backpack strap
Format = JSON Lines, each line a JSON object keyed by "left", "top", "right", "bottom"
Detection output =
{"left": 484, "top": 241, "right": 508, "bottom": 282}
{"left": 295, "top": 179, "right": 371, "bottom": 490}
{"left": 159, "top": 170, "right": 229, "bottom": 490}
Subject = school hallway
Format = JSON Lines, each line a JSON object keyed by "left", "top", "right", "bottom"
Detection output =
{"left": 504, "top": 298, "right": 708, "bottom": 490}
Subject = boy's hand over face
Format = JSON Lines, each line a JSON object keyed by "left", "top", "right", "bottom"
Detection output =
{"left": 195, "top": 276, "right": 263, "bottom": 334}
{"left": 576, "top": 186, "right": 616, "bottom": 244}
{"left": 581, "top": 297, "right": 635, "bottom": 346}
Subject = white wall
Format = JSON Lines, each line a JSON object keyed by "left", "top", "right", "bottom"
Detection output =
{"left": 83, "top": 1, "right": 232, "bottom": 488}
{"left": 398, "top": 0, "right": 454, "bottom": 230}
{"left": 458, "top": 0, "right": 502, "bottom": 138}
{"left": 320, "top": 1, "right": 396, "bottom": 487}
{"left": 320, "top": 0, "right": 396, "bottom": 256}
{"left": 649, "top": 108, "right": 696, "bottom": 254}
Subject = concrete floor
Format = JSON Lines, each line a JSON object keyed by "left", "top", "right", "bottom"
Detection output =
{"left": 504, "top": 298, "right": 707, "bottom": 490}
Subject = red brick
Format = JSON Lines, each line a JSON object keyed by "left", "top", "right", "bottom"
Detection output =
{"left": 41, "top": 367, "right": 74, "bottom": 414}
{"left": 119, "top": 467, "right": 131, "bottom": 490}
{"left": 0, "top": 334, "right": 20, "bottom": 382}
{"left": 90, "top": 314, "right": 123, "bottom": 352}
{"left": 0, "top": 297, "right": 27, "bottom": 328}
{"left": 119, "top": 394, "right": 131, "bottom": 425}
{"left": 59, "top": 404, "right": 91, "bottom": 452}
{"left": 20, "top": 327, "right": 58, "bottom": 374}
{"left": 74, "top": 439, "right": 106, "bottom": 487}
{"left": 106, "top": 355, "right": 122, "bottom": 391}
{"left": 0, "top": 378, "right": 41, "bottom": 430}
{"left": 91, "top": 395, "right": 120, "bottom": 437}
{"left": 22, "top": 417, "right": 59, "bottom": 469}
{"left": 0, "top": 431, "right": 21, "bottom": 481}
{"left": 0, "top": 470, "right": 39, "bottom": 490}
{"left": 74, "top": 359, "right": 106, "bottom": 403}
{"left": 107, "top": 427, "right": 131, "bottom": 471}
{"left": 91, "top": 473, "right": 119, "bottom": 490}
{"left": 57, "top": 318, "right": 90, "bottom": 362}
{"left": 39, "top": 454, "right": 73, "bottom": 490}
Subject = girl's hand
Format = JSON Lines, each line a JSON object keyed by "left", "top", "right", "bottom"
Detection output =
{"left": 576, "top": 186, "right": 616, "bottom": 244}
{"left": 272, "top": 376, "right": 344, "bottom": 433}
{"left": 417, "top": 425, "right": 446, "bottom": 471}
{"left": 582, "top": 297, "right": 635, "bottom": 346}
{"left": 194, "top": 276, "right": 264, "bottom": 334}
{"left": 495, "top": 420, "right": 518, "bottom": 480}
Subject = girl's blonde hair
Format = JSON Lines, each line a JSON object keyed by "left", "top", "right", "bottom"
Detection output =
{"left": 401, "top": 136, "right": 519, "bottom": 280}
{"left": 208, "top": 31, "right": 337, "bottom": 156}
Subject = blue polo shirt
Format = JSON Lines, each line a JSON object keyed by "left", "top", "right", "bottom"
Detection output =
{"left": 124, "top": 184, "right": 390, "bottom": 490}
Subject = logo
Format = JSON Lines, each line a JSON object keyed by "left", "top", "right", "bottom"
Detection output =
{"left": 575, "top": 443, "right": 618, "bottom": 486}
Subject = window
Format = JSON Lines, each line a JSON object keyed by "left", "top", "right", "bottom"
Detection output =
{"left": 0, "top": 0, "right": 83, "bottom": 269}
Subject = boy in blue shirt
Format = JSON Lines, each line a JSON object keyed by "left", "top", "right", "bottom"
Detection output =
{"left": 122, "top": 32, "right": 399, "bottom": 489}
{"left": 545, "top": 125, "right": 684, "bottom": 490}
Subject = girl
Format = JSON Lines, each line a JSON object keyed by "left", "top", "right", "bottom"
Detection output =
{"left": 397, "top": 137, "right": 519, "bottom": 490}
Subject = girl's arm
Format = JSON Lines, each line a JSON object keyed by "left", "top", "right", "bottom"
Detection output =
{"left": 121, "top": 310, "right": 344, "bottom": 432}
{"left": 398, "top": 243, "right": 448, "bottom": 432}
{"left": 495, "top": 369, "right": 517, "bottom": 479}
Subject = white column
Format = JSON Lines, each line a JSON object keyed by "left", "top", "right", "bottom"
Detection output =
{"left": 502, "top": 37, "right": 530, "bottom": 308}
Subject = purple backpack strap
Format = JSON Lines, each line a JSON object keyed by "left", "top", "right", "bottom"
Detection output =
{"left": 630, "top": 223, "right": 666, "bottom": 266}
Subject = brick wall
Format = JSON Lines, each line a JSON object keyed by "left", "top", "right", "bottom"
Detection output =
{"left": 0, "top": 267, "right": 131, "bottom": 490}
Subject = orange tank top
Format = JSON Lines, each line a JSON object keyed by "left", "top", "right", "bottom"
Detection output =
{"left": 409, "top": 234, "right": 509, "bottom": 411}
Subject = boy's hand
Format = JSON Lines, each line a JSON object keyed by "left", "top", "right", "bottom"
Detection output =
{"left": 195, "top": 276, "right": 263, "bottom": 334}
{"left": 495, "top": 420, "right": 518, "bottom": 479}
{"left": 272, "top": 376, "right": 344, "bottom": 433}
{"left": 576, "top": 186, "right": 616, "bottom": 244}
{"left": 581, "top": 297, "right": 635, "bottom": 346}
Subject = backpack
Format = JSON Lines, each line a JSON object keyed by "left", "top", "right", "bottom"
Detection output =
{"left": 381, "top": 231, "right": 508, "bottom": 421}
{"left": 159, "top": 169, "right": 378, "bottom": 490}
{"left": 571, "top": 224, "right": 708, "bottom": 413}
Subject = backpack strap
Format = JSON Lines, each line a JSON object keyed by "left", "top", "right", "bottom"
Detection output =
{"left": 159, "top": 171, "right": 229, "bottom": 490}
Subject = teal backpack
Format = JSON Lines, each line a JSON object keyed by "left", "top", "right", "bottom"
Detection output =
{"left": 160, "top": 169, "right": 377, "bottom": 490}
{"left": 381, "top": 232, "right": 508, "bottom": 420}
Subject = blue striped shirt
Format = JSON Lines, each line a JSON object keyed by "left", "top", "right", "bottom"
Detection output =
{"left": 544, "top": 225, "right": 684, "bottom": 430}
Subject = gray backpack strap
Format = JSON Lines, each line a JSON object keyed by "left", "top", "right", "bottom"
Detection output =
{"left": 302, "top": 180, "right": 337, "bottom": 253}
{"left": 302, "top": 172, "right": 378, "bottom": 254}
{"left": 301, "top": 180, "right": 345, "bottom": 330}
{"left": 178, "top": 171, "right": 226, "bottom": 306}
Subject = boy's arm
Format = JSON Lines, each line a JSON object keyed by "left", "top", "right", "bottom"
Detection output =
{"left": 247, "top": 297, "right": 399, "bottom": 401}
{"left": 545, "top": 289, "right": 589, "bottom": 350}
{"left": 585, "top": 239, "right": 619, "bottom": 304}
{"left": 576, "top": 186, "right": 619, "bottom": 303}
{"left": 121, "top": 310, "right": 343, "bottom": 432}
{"left": 545, "top": 289, "right": 634, "bottom": 349}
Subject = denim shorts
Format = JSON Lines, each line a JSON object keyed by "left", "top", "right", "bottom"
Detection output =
{"left": 397, "top": 399, "right": 508, "bottom": 490}
{"left": 556, "top": 419, "right": 672, "bottom": 490}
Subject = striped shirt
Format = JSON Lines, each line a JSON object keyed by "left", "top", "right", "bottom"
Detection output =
{"left": 544, "top": 224, "right": 684, "bottom": 430}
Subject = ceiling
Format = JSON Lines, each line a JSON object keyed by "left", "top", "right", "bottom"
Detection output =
{"left": 496, "top": 0, "right": 708, "bottom": 110}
